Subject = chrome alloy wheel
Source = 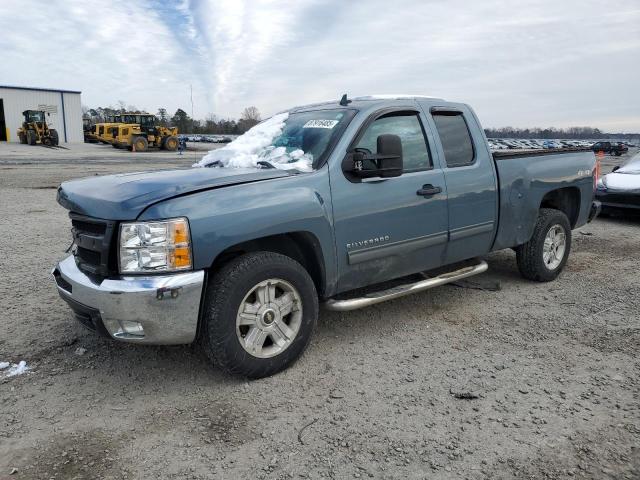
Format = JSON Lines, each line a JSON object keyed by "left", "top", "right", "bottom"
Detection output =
{"left": 236, "top": 278, "right": 303, "bottom": 358}
{"left": 543, "top": 224, "right": 566, "bottom": 270}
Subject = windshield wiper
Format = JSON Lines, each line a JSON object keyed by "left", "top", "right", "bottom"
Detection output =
{"left": 256, "top": 161, "right": 276, "bottom": 169}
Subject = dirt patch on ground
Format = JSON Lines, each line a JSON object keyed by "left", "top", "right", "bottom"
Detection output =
{"left": 8, "top": 429, "right": 131, "bottom": 480}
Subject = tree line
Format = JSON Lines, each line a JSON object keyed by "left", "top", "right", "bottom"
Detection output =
{"left": 485, "top": 126, "right": 639, "bottom": 140}
{"left": 82, "top": 103, "right": 261, "bottom": 135}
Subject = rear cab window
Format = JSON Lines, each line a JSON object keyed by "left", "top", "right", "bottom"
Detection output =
{"left": 432, "top": 113, "right": 475, "bottom": 168}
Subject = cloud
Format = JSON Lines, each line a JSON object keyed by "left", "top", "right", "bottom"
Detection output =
{"left": 1, "top": 0, "right": 639, "bottom": 130}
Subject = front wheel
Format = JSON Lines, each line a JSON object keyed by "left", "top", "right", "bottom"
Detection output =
{"left": 50, "top": 129, "right": 59, "bottom": 146}
{"left": 163, "top": 135, "right": 179, "bottom": 151}
{"left": 132, "top": 136, "right": 148, "bottom": 152}
{"left": 201, "top": 252, "right": 318, "bottom": 378}
{"left": 27, "top": 130, "right": 37, "bottom": 145}
{"left": 516, "top": 208, "right": 571, "bottom": 282}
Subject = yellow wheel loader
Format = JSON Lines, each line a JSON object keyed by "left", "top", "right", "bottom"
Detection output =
{"left": 112, "top": 114, "right": 179, "bottom": 152}
{"left": 95, "top": 115, "right": 123, "bottom": 144}
{"left": 83, "top": 118, "right": 99, "bottom": 143}
{"left": 17, "top": 110, "right": 59, "bottom": 146}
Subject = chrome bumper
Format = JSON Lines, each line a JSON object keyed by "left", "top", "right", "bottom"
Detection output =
{"left": 52, "top": 255, "right": 205, "bottom": 344}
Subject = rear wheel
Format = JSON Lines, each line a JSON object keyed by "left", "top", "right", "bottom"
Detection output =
{"left": 201, "top": 252, "right": 318, "bottom": 378}
{"left": 132, "top": 136, "right": 148, "bottom": 152}
{"left": 27, "top": 130, "right": 37, "bottom": 145}
{"left": 164, "top": 135, "right": 179, "bottom": 151}
{"left": 516, "top": 208, "right": 571, "bottom": 282}
{"left": 18, "top": 132, "right": 27, "bottom": 144}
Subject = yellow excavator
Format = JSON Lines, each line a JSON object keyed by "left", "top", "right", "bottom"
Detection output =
{"left": 112, "top": 113, "right": 179, "bottom": 152}
{"left": 17, "top": 110, "right": 59, "bottom": 146}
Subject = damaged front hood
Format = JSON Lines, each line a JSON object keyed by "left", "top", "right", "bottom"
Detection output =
{"left": 57, "top": 167, "right": 292, "bottom": 220}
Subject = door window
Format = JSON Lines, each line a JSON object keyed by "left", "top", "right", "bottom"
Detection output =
{"left": 432, "top": 113, "right": 475, "bottom": 168}
{"left": 355, "top": 113, "right": 432, "bottom": 172}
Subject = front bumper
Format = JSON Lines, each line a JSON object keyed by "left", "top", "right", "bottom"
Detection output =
{"left": 52, "top": 255, "right": 205, "bottom": 344}
{"left": 595, "top": 190, "right": 640, "bottom": 211}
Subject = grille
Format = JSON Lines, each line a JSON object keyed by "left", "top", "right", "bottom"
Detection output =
{"left": 72, "top": 218, "right": 106, "bottom": 235}
{"left": 76, "top": 246, "right": 102, "bottom": 265}
{"left": 70, "top": 213, "right": 117, "bottom": 276}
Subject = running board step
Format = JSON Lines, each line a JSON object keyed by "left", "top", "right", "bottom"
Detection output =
{"left": 323, "top": 260, "right": 488, "bottom": 311}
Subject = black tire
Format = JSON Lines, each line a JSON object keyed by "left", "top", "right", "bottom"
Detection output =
{"left": 50, "top": 129, "right": 59, "bottom": 146}
{"left": 201, "top": 252, "right": 318, "bottom": 378}
{"left": 516, "top": 208, "right": 572, "bottom": 282}
{"left": 18, "top": 132, "right": 27, "bottom": 144}
{"left": 132, "top": 136, "right": 148, "bottom": 152}
{"left": 163, "top": 135, "right": 179, "bottom": 151}
{"left": 27, "top": 130, "right": 37, "bottom": 145}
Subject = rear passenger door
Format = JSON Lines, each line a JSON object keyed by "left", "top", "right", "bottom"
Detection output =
{"left": 422, "top": 105, "right": 498, "bottom": 264}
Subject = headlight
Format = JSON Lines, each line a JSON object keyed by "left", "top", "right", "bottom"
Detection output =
{"left": 119, "top": 218, "right": 192, "bottom": 273}
{"left": 596, "top": 178, "right": 607, "bottom": 191}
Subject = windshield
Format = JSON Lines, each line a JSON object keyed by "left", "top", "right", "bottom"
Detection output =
{"left": 27, "top": 111, "right": 45, "bottom": 122}
{"left": 140, "top": 115, "right": 155, "bottom": 127}
{"left": 194, "top": 109, "right": 353, "bottom": 172}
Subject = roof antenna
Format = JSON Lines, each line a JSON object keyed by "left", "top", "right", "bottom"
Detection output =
{"left": 339, "top": 94, "right": 352, "bottom": 106}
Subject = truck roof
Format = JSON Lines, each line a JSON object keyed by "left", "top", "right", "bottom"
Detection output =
{"left": 288, "top": 94, "right": 446, "bottom": 112}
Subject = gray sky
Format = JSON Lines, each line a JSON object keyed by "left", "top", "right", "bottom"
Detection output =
{"left": 2, "top": 0, "right": 639, "bottom": 131}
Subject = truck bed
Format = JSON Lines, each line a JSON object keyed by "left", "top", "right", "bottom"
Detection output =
{"left": 491, "top": 148, "right": 596, "bottom": 251}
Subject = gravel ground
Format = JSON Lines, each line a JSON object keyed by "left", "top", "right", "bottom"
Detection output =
{"left": 0, "top": 145, "right": 638, "bottom": 479}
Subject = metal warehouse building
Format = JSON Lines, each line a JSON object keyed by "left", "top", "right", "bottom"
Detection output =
{"left": 0, "top": 85, "right": 83, "bottom": 143}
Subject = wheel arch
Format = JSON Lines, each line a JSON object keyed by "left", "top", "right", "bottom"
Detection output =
{"left": 539, "top": 187, "right": 581, "bottom": 228}
{"left": 208, "top": 231, "right": 327, "bottom": 298}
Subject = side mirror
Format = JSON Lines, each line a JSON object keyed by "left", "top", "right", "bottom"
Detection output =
{"left": 349, "top": 134, "right": 403, "bottom": 178}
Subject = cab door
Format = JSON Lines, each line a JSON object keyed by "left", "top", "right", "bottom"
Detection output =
{"left": 330, "top": 107, "right": 449, "bottom": 293}
{"left": 422, "top": 104, "right": 498, "bottom": 264}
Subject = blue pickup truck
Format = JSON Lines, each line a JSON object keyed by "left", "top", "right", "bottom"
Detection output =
{"left": 53, "top": 95, "right": 600, "bottom": 377}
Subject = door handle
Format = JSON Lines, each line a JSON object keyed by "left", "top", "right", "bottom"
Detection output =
{"left": 417, "top": 184, "right": 442, "bottom": 197}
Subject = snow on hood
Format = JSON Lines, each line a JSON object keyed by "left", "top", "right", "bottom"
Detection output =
{"left": 193, "top": 113, "right": 313, "bottom": 172}
{"left": 602, "top": 172, "right": 640, "bottom": 192}
{"left": 616, "top": 152, "right": 640, "bottom": 174}
{"left": 602, "top": 152, "right": 640, "bottom": 192}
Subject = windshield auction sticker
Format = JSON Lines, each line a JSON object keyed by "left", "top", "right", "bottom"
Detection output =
{"left": 303, "top": 119, "right": 339, "bottom": 129}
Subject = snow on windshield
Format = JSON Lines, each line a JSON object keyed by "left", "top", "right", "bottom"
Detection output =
{"left": 193, "top": 113, "right": 314, "bottom": 172}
